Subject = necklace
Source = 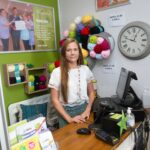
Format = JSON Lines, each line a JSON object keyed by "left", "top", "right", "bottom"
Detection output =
{"left": 77, "top": 66, "right": 81, "bottom": 99}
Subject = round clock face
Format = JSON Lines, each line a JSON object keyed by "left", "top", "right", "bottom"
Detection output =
{"left": 118, "top": 22, "right": 150, "bottom": 59}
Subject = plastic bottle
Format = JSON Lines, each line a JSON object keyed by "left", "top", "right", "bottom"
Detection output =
{"left": 126, "top": 107, "right": 135, "bottom": 128}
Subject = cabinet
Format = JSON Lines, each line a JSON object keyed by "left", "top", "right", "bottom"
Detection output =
{"left": 3, "top": 63, "right": 27, "bottom": 86}
{"left": 25, "top": 67, "right": 49, "bottom": 94}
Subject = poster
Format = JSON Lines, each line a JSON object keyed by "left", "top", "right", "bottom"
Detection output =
{"left": 0, "top": 0, "right": 56, "bottom": 53}
{"left": 96, "top": 0, "right": 130, "bottom": 11}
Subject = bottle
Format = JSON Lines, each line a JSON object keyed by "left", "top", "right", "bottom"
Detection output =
{"left": 126, "top": 107, "right": 135, "bottom": 128}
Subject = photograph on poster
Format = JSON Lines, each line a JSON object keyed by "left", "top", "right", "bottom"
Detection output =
{"left": 0, "top": 0, "right": 56, "bottom": 53}
{"left": 96, "top": 0, "right": 130, "bottom": 11}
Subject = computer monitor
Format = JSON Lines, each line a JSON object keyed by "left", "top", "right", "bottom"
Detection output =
{"left": 116, "top": 67, "right": 137, "bottom": 100}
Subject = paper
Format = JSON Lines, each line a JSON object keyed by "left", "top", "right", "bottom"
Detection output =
{"left": 108, "top": 12, "right": 126, "bottom": 27}
{"left": 8, "top": 120, "right": 27, "bottom": 146}
{"left": 39, "top": 130, "right": 57, "bottom": 150}
{"left": 11, "top": 135, "right": 41, "bottom": 150}
{"left": 15, "top": 21, "right": 26, "bottom": 30}
{"left": 102, "top": 63, "right": 116, "bottom": 74}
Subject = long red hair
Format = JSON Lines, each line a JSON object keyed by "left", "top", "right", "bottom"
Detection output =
{"left": 60, "top": 38, "right": 84, "bottom": 103}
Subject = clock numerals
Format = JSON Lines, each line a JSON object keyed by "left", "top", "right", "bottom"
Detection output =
{"left": 138, "top": 48, "right": 141, "bottom": 52}
{"left": 127, "top": 30, "right": 131, "bottom": 34}
{"left": 124, "top": 35, "right": 128, "bottom": 39}
{"left": 121, "top": 40, "right": 126, "bottom": 43}
{"left": 118, "top": 21, "right": 150, "bottom": 59}
{"left": 127, "top": 47, "right": 131, "bottom": 52}
{"left": 141, "top": 33, "right": 146, "bottom": 37}
{"left": 142, "top": 39, "right": 147, "bottom": 42}
{"left": 132, "top": 27, "right": 136, "bottom": 33}
{"left": 141, "top": 44, "right": 146, "bottom": 47}
{"left": 123, "top": 44, "right": 128, "bottom": 49}
{"left": 132, "top": 49, "right": 135, "bottom": 54}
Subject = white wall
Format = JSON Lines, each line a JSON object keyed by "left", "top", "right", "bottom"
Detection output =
{"left": 58, "top": 0, "right": 150, "bottom": 98}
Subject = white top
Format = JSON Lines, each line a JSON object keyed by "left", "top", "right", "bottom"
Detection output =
{"left": 48, "top": 65, "right": 94, "bottom": 106}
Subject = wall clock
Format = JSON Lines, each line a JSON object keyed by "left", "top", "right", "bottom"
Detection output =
{"left": 118, "top": 21, "right": 150, "bottom": 60}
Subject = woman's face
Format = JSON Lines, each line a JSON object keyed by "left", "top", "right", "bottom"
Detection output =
{"left": 1, "top": 10, "right": 7, "bottom": 17}
{"left": 65, "top": 42, "right": 79, "bottom": 64}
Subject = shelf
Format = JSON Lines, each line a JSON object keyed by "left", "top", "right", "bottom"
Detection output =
{"left": 3, "top": 63, "right": 27, "bottom": 86}
{"left": 25, "top": 66, "right": 49, "bottom": 94}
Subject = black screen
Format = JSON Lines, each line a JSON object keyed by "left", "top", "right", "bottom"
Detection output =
{"left": 116, "top": 67, "right": 137, "bottom": 100}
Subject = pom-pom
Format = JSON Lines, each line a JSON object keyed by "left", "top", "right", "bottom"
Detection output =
{"left": 84, "top": 59, "right": 88, "bottom": 65}
{"left": 26, "top": 64, "right": 34, "bottom": 68}
{"left": 82, "top": 15, "right": 92, "bottom": 24}
{"left": 69, "top": 23, "right": 76, "bottom": 31}
{"left": 100, "top": 39, "right": 110, "bottom": 50}
{"left": 90, "top": 26, "right": 104, "bottom": 35}
{"left": 21, "top": 76, "right": 25, "bottom": 82}
{"left": 76, "top": 23, "right": 84, "bottom": 33}
{"left": 9, "top": 77, "right": 16, "bottom": 84}
{"left": 29, "top": 86, "right": 35, "bottom": 92}
{"left": 48, "top": 63, "right": 55, "bottom": 73}
{"left": 28, "top": 75, "right": 35, "bottom": 82}
{"left": 96, "top": 54, "right": 103, "bottom": 60}
{"left": 94, "top": 44, "right": 103, "bottom": 54}
{"left": 63, "top": 30, "right": 69, "bottom": 38}
{"left": 59, "top": 39, "right": 66, "bottom": 47}
{"left": 89, "top": 35, "right": 97, "bottom": 44}
{"left": 68, "top": 31, "right": 76, "bottom": 38}
{"left": 34, "top": 75, "right": 39, "bottom": 90}
{"left": 8, "top": 65, "right": 15, "bottom": 72}
{"left": 74, "top": 16, "right": 81, "bottom": 24}
{"left": 80, "top": 27, "right": 90, "bottom": 35}
{"left": 39, "top": 75, "right": 46, "bottom": 82}
{"left": 54, "top": 60, "right": 61, "bottom": 68}
{"left": 101, "top": 50, "right": 110, "bottom": 58}
{"left": 39, "top": 84, "right": 47, "bottom": 89}
{"left": 90, "top": 51, "right": 96, "bottom": 58}
{"left": 19, "top": 64, "right": 24, "bottom": 71}
{"left": 80, "top": 35, "right": 89, "bottom": 49}
{"left": 97, "top": 37, "right": 104, "bottom": 44}
{"left": 87, "top": 43, "right": 96, "bottom": 51}
{"left": 82, "top": 48, "right": 88, "bottom": 58}
{"left": 94, "top": 38, "right": 110, "bottom": 54}
{"left": 76, "top": 32, "right": 81, "bottom": 43}
{"left": 87, "top": 20, "right": 96, "bottom": 28}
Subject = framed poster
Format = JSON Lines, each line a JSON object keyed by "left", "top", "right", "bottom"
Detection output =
{"left": 0, "top": 0, "right": 56, "bottom": 53}
{"left": 96, "top": 0, "right": 130, "bottom": 11}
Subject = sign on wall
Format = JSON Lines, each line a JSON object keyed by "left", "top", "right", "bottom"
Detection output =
{"left": 96, "top": 0, "right": 130, "bottom": 11}
{"left": 0, "top": 0, "right": 56, "bottom": 53}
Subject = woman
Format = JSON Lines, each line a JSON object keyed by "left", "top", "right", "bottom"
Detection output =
{"left": 20, "top": 14, "right": 30, "bottom": 50}
{"left": 0, "top": 9, "right": 10, "bottom": 51}
{"left": 48, "top": 38, "right": 95, "bottom": 128}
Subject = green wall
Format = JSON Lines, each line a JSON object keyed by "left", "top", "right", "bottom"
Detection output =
{"left": 0, "top": 0, "right": 60, "bottom": 123}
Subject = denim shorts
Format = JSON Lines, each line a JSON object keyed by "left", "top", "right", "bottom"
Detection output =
{"left": 58, "top": 102, "right": 87, "bottom": 128}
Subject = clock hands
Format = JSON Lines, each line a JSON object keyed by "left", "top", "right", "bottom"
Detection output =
{"left": 133, "top": 29, "right": 140, "bottom": 41}
{"left": 124, "top": 37, "right": 136, "bottom": 42}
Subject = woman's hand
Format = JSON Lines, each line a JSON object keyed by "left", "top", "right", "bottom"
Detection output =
{"left": 81, "top": 105, "right": 91, "bottom": 120}
{"left": 71, "top": 115, "right": 86, "bottom": 123}
{"left": 81, "top": 109, "right": 91, "bottom": 120}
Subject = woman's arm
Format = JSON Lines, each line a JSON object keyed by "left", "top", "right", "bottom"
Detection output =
{"left": 51, "top": 88, "right": 85, "bottom": 123}
{"left": 81, "top": 81, "right": 95, "bottom": 119}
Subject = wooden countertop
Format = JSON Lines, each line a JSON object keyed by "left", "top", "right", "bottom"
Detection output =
{"left": 52, "top": 114, "right": 140, "bottom": 150}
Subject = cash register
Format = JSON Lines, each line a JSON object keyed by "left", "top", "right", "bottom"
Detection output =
{"left": 90, "top": 67, "right": 145, "bottom": 136}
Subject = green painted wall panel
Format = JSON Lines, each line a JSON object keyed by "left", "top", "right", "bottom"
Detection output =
{"left": 0, "top": 0, "right": 60, "bottom": 123}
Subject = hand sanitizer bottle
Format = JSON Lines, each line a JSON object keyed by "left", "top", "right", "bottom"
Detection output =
{"left": 126, "top": 107, "right": 135, "bottom": 128}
